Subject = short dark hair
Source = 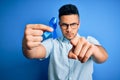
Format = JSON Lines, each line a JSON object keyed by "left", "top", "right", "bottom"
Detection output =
{"left": 59, "top": 4, "right": 79, "bottom": 19}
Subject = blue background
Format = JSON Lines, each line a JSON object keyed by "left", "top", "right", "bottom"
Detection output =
{"left": 0, "top": 0, "right": 120, "bottom": 80}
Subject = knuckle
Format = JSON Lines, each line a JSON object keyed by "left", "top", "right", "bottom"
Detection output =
{"left": 79, "top": 37, "right": 86, "bottom": 43}
{"left": 91, "top": 44, "right": 95, "bottom": 48}
{"left": 89, "top": 44, "right": 94, "bottom": 50}
{"left": 25, "top": 29, "right": 31, "bottom": 35}
{"left": 26, "top": 35, "right": 32, "bottom": 41}
{"left": 26, "top": 24, "right": 30, "bottom": 28}
{"left": 39, "top": 30, "right": 43, "bottom": 35}
{"left": 74, "top": 51, "right": 79, "bottom": 56}
{"left": 26, "top": 41, "right": 32, "bottom": 48}
{"left": 35, "top": 37, "right": 42, "bottom": 42}
{"left": 26, "top": 24, "right": 33, "bottom": 29}
{"left": 78, "top": 55, "right": 83, "bottom": 60}
{"left": 85, "top": 55, "right": 89, "bottom": 59}
{"left": 82, "top": 56, "right": 89, "bottom": 63}
{"left": 84, "top": 42, "right": 91, "bottom": 47}
{"left": 81, "top": 37, "right": 86, "bottom": 41}
{"left": 40, "top": 37, "right": 43, "bottom": 41}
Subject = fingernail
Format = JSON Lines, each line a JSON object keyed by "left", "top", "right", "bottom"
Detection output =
{"left": 50, "top": 28, "right": 54, "bottom": 31}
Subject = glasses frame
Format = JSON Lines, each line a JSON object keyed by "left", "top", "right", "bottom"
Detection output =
{"left": 60, "top": 23, "right": 79, "bottom": 30}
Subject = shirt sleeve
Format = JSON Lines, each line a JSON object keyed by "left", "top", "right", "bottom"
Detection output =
{"left": 41, "top": 38, "right": 53, "bottom": 59}
{"left": 87, "top": 36, "right": 101, "bottom": 46}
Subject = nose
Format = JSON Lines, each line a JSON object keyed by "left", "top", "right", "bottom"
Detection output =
{"left": 66, "top": 26, "right": 72, "bottom": 32}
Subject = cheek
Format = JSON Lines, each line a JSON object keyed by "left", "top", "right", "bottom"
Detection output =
{"left": 60, "top": 28, "right": 66, "bottom": 34}
{"left": 63, "top": 30, "right": 67, "bottom": 35}
{"left": 76, "top": 27, "right": 79, "bottom": 32}
{"left": 73, "top": 29, "right": 78, "bottom": 34}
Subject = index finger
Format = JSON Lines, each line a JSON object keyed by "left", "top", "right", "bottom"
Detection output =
{"left": 27, "top": 24, "right": 53, "bottom": 32}
{"left": 70, "top": 35, "right": 80, "bottom": 46}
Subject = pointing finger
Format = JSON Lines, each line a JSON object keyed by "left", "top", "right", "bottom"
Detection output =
{"left": 74, "top": 40, "right": 83, "bottom": 55}
{"left": 70, "top": 35, "right": 79, "bottom": 46}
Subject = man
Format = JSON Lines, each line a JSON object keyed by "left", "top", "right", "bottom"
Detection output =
{"left": 22, "top": 4, "right": 108, "bottom": 80}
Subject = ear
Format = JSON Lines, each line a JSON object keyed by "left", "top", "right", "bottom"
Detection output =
{"left": 59, "top": 21, "right": 62, "bottom": 29}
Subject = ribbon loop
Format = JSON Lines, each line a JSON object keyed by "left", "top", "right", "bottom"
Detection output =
{"left": 43, "top": 17, "right": 57, "bottom": 40}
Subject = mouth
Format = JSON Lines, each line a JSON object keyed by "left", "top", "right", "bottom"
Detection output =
{"left": 65, "top": 33, "right": 74, "bottom": 39}
{"left": 66, "top": 33, "right": 72, "bottom": 36}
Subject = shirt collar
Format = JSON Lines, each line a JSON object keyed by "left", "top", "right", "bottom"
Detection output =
{"left": 62, "top": 36, "right": 70, "bottom": 43}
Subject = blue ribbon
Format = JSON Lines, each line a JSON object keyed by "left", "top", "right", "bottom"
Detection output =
{"left": 43, "top": 17, "right": 57, "bottom": 40}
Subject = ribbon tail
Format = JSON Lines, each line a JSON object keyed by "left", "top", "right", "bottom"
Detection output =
{"left": 53, "top": 30, "right": 57, "bottom": 39}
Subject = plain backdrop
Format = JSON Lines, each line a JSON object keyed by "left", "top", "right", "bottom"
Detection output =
{"left": 0, "top": 0, "right": 120, "bottom": 80}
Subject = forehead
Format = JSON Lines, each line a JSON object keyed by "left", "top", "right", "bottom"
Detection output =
{"left": 60, "top": 14, "right": 79, "bottom": 23}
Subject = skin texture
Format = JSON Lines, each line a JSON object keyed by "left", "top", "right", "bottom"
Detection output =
{"left": 22, "top": 14, "right": 108, "bottom": 63}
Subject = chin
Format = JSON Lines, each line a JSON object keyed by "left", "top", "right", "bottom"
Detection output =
{"left": 64, "top": 33, "right": 77, "bottom": 40}
{"left": 65, "top": 36, "right": 74, "bottom": 40}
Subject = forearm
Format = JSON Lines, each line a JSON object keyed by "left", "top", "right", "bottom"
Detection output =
{"left": 92, "top": 45, "right": 108, "bottom": 63}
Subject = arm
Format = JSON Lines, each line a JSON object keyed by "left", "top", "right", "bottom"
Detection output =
{"left": 92, "top": 45, "right": 108, "bottom": 63}
{"left": 22, "top": 24, "right": 53, "bottom": 59}
{"left": 68, "top": 36, "right": 108, "bottom": 63}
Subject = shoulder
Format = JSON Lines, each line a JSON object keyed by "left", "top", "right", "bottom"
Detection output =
{"left": 86, "top": 36, "right": 101, "bottom": 45}
{"left": 77, "top": 34, "right": 100, "bottom": 45}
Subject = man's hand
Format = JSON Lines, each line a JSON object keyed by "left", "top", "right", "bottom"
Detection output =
{"left": 68, "top": 36, "right": 97, "bottom": 63}
{"left": 22, "top": 24, "right": 53, "bottom": 58}
{"left": 23, "top": 24, "right": 53, "bottom": 49}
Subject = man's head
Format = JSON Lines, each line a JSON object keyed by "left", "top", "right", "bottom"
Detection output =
{"left": 59, "top": 4, "right": 80, "bottom": 40}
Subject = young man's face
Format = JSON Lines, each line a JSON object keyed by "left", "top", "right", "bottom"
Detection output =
{"left": 59, "top": 14, "right": 80, "bottom": 40}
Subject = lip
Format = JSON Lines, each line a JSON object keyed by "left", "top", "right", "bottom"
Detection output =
{"left": 66, "top": 33, "right": 73, "bottom": 37}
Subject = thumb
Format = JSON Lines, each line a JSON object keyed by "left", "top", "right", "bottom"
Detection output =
{"left": 68, "top": 49, "right": 77, "bottom": 59}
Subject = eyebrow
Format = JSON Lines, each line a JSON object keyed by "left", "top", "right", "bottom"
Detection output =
{"left": 60, "top": 22, "right": 78, "bottom": 25}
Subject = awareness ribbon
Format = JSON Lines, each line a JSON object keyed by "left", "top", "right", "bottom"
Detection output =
{"left": 42, "top": 17, "right": 57, "bottom": 40}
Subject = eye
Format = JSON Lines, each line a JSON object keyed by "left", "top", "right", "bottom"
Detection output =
{"left": 70, "top": 23, "right": 78, "bottom": 28}
{"left": 60, "top": 23, "right": 68, "bottom": 27}
{"left": 70, "top": 23, "right": 78, "bottom": 26}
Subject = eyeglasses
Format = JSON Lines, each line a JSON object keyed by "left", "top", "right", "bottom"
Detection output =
{"left": 60, "top": 23, "right": 79, "bottom": 29}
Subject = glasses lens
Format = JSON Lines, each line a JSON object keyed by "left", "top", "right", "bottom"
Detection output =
{"left": 60, "top": 23, "right": 78, "bottom": 29}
